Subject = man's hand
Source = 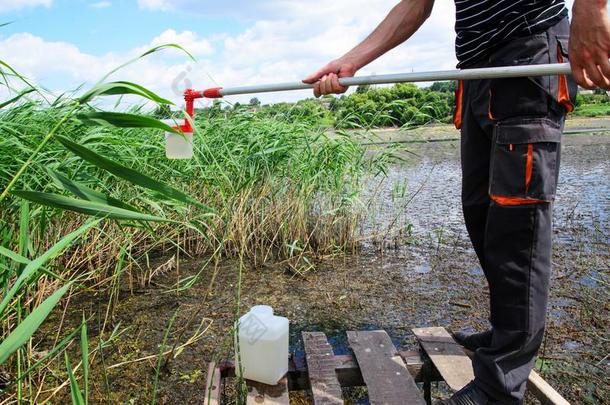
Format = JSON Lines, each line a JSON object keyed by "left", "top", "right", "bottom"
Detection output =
{"left": 570, "top": 0, "right": 610, "bottom": 89}
{"left": 302, "top": 59, "right": 358, "bottom": 98}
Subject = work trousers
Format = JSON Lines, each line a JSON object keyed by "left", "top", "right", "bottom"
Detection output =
{"left": 454, "top": 18, "right": 577, "bottom": 403}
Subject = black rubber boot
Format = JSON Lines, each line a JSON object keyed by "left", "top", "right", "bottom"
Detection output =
{"left": 453, "top": 329, "right": 493, "bottom": 352}
{"left": 435, "top": 381, "right": 490, "bottom": 405}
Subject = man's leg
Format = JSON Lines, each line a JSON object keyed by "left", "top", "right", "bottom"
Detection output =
{"left": 455, "top": 78, "right": 496, "bottom": 355}
{"left": 445, "top": 18, "right": 575, "bottom": 405}
{"left": 465, "top": 114, "right": 563, "bottom": 403}
{"left": 470, "top": 20, "right": 573, "bottom": 403}
{"left": 473, "top": 199, "right": 555, "bottom": 402}
{"left": 460, "top": 79, "right": 493, "bottom": 268}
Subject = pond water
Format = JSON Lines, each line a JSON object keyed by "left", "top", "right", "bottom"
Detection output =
{"left": 298, "top": 131, "right": 609, "bottom": 353}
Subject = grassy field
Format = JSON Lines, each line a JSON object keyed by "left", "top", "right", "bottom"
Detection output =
{"left": 573, "top": 103, "right": 610, "bottom": 117}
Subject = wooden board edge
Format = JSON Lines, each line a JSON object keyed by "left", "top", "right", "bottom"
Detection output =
{"left": 412, "top": 327, "right": 474, "bottom": 391}
{"left": 453, "top": 340, "right": 572, "bottom": 405}
{"left": 527, "top": 370, "right": 571, "bottom": 405}
{"left": 204, "top": 362, "right": 222, "bottom": 405}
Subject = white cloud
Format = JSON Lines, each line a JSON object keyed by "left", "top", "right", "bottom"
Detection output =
{"left": 1, "top": 0, "right": 458, "bottom": 106}
{"left": 91, "top": 1, "right": 111, "bottom": 9}
{"left": 145, "top": 29, "right": 213, "bottom": 57}
{"left": 136, "top": 0, "right": 277, "bottom": 17}
{"left": 0, "top": 33, "right": 113, "bottom": 83}
{"left": 137, "top": 0, "right": 170, "bottom": 12}
{"left": 203, "top": 0, "right": 457, "bottom": 102}
{"left": 0, "top": 0, "right": 51, "bottom": 13}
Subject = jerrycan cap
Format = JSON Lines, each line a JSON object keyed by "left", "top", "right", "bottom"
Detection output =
{"left": 250, "top": 305, "right": 274, "bottom": 317}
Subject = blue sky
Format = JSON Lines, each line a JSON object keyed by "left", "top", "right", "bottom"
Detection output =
{"left": 0, "top": 0, "right": 577, "bottom": 106}
{"left": 2, "top": 0, "right": 250, "bottom": 54}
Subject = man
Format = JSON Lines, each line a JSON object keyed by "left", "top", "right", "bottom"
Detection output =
{"left": 304, "top": 1, "right": 610, "bottom": 404}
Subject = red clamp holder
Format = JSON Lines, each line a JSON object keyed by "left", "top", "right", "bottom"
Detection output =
{"left": 173, "top": 88, "right": 224, "bottom": 133}
{"left": 175, "top": 89, "right": 203, "bottom": 133}
{"left": 170, "top": 88, "right": 224, "bottom": 133}
{"left": 203, "top": 87, "right": 224, "bottom": 99}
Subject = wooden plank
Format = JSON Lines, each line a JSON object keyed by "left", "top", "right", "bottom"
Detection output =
{"left": 347, "top": 330, "right": 425, "bottom": 405}
{"left": 204, "top": 362, "right": 221, "bottom": 405}
{"left": 412, "top": 327, "right": 474, "bottom": 391}
{"left": 302, "top": 332, "right": 343, "bottom": 404}
{"left": 246, "top": 377, "right": 290, "bottom": 405}
{"left": 527, "top": 370, "right": 570, "bottom": 405}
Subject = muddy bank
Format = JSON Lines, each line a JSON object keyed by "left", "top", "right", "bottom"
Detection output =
{"left": 29, "top": 126, "right": 609, "bottom": 404}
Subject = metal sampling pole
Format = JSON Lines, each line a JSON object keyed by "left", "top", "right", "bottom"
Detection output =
{"left": 199, "top": 62, "right": 574, "bottom": 98}
{"left": 167, "top": 62, "right": 577, "bottom": 157}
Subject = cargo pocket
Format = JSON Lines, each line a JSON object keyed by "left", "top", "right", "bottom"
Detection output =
{"left": 489, "top": 118, "right": 562, "bottom": 205}
{"left": 488, "top": 34, "right": 551, "bottom": 120}
{"left": 551, "top": 35, "right": 578, "bottom": 112}
{"left": 453, "top": 80, "right": 463, "bottom": 129}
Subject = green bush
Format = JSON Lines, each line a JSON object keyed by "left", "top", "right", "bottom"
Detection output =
{"left": 332, "top": 83, "right": 454, "bottom": 129}
{"left": 577, "top": 93, "right": 610, "bottom": 105}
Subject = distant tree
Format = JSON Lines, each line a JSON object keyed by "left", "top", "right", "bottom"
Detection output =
{"left": 356, "top": 84, "right": 371, "bottom": 94}
{"left": 429, "top": 81, "right": 458, "bottom": 93}
{"left": 249, "top": 97, "right": 261, "bottom": 106}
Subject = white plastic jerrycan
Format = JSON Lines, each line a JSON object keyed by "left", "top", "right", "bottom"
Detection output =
{"left": 235, "top": 305, "right": 289, "bottom": 385}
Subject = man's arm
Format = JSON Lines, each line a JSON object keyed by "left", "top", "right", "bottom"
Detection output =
{"left": 303, "top": 0, "right": 435, "bottom": 97}
{"left": 570, "top": 0, "right": 610, "bottom": 89}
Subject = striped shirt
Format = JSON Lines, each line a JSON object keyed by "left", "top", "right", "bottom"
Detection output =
{"left": 454, "top": 0, "right": 568, "bottom": 67}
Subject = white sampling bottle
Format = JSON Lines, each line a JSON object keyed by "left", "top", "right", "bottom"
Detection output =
{"left": 235, "top": 305, "right": 289, "bottom": 385}
{"left": 164, "top": 131, "right": 193, "bottom": 159}
{"left": 162, "top": 119, "right": 193, "bottom": 159}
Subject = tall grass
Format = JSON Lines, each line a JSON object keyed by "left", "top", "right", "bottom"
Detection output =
{"left": 1, "top": 102, "right": 378, "bottom": 270}
{"left": 0, "top": 42, "right": 391, "bottom": 402}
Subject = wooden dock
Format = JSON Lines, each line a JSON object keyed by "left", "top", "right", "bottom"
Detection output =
{"left": 204, "top": 327, "right": 570, "bottom": 405}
